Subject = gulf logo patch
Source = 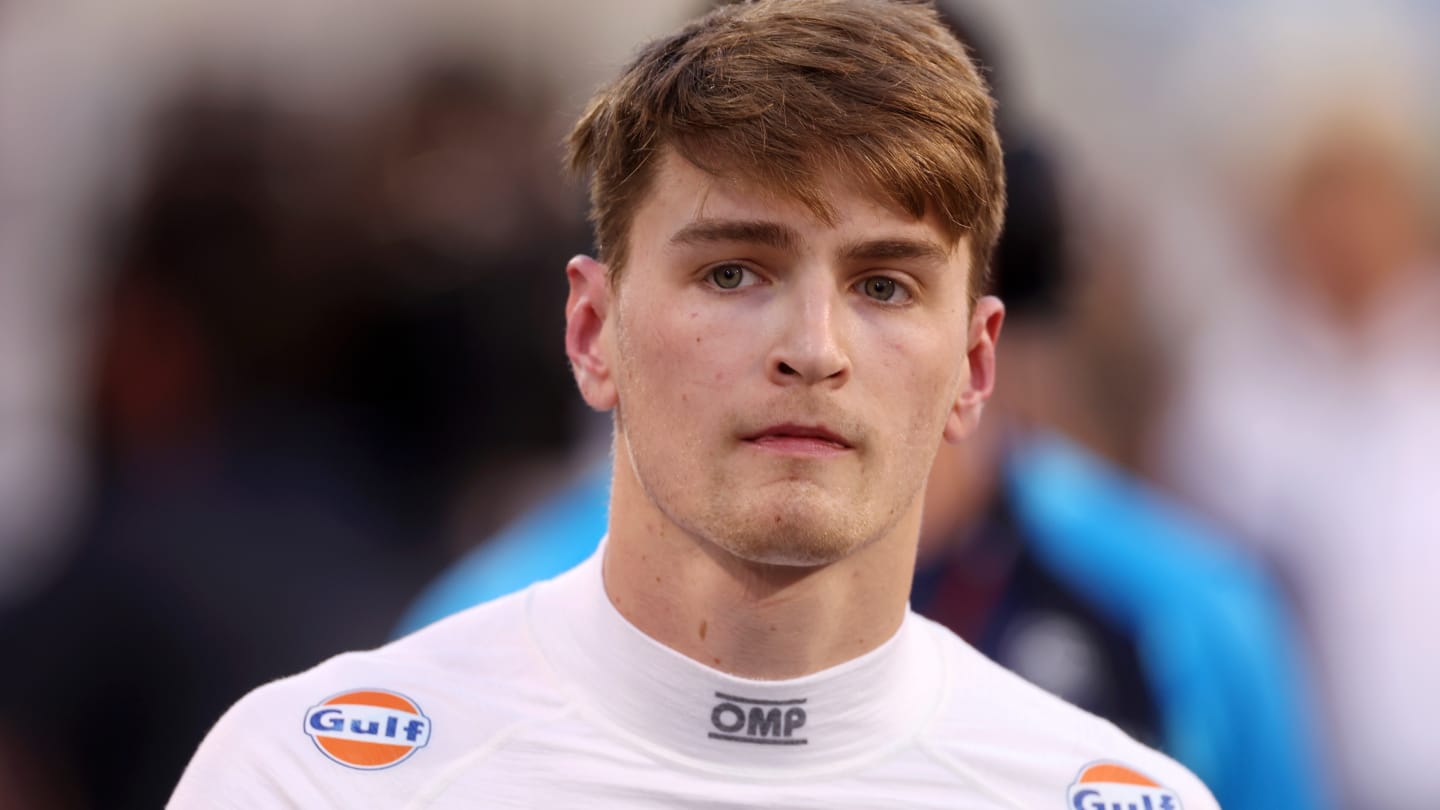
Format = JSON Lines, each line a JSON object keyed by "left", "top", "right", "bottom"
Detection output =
{"left": 303, "top": 689, "right": 431, "bottom": 770}
{"left": 1067, "top": 762, "right": 1183, "bottom": 810}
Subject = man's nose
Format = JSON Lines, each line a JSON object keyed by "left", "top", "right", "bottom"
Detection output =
{"left": 766, "top": 277, "right": 851, "bottom": 388}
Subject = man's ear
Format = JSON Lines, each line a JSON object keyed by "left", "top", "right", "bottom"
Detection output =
{"left": 565, "top": 254, "right": 618, "bottom": 411}
{"left": 942, "top": 295, "right": 1005, "bottom": 443}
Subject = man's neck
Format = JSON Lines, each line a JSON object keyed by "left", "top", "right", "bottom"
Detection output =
{"left": 600, "top": 460, "right": 920, "bottom": 680}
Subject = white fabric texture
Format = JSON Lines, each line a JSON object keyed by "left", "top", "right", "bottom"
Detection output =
{"left": 170, "top": 548, "right": 1217, "bottom": 809}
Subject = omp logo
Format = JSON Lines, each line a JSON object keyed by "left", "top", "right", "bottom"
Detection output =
{"left": 303, "top": 689, "right": 431, "bottom": 770}
{"left": 708, "top": 691, "right": 807, "bottom": 745}
{"left": 1067, "top": 762, "right": 1183, "bottom": 810}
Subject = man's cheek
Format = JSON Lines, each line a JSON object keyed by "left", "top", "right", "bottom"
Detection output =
{"left": 674, "top": 338, "right": 739, "bottom": 391}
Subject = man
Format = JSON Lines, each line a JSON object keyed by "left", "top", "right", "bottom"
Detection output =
{"left": 171, "top": 2, "right": 1219, "bottom": 806}
{"left": 391, "top": 66, "right": 1315, "bottom": 809}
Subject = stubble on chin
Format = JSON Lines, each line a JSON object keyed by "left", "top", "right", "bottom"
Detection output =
{"left": 685, "top": 469, "right": 885, "bottom": 568}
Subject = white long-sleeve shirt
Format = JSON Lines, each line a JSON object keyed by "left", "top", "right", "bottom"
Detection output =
{"left": 170, "top": 548, "right": 1218, "bottom": 809}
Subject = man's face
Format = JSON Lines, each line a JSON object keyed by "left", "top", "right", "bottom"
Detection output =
{"left": 572, "top": 150, "right": 1001, "bottom": 567}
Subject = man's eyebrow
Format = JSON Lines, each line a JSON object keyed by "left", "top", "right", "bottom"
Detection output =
{"left": 839, "top": 238, "right": 950, "bottom": 265}
{"left": 669, "top": 219, "right": 800, "bottom": 252}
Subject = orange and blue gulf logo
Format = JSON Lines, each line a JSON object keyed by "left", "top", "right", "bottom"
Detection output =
{"left": 1067, "top": 762, "right": 1183, "bottom": 810}
{"left": 303, "top": 689, "right": 431, "bottom": 770}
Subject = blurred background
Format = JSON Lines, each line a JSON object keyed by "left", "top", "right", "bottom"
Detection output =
{"left": 1, "top": 0, "right": 1436, "bottom": 808}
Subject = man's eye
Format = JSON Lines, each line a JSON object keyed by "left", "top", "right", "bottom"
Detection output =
{"left": 859, "top": 276, "right": 909, "bottom": 302}
{"left": 709, "top": 264, "right": 750, "bottom": 290}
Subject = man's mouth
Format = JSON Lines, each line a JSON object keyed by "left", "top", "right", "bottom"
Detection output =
{"left": 742, "top": 423, "right": 853, "bottom": 456}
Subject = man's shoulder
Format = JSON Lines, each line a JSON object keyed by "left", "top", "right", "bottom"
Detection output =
{"left": 169, "top": 586, "right": 569, "bottom": 808}
{"left": 296, "top": 584, "right": 561, "bottom": 724}
{"left": 916, "top": 617, "right": 1220, "bottom": 810}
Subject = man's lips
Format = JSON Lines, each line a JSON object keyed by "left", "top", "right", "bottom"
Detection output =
{"left": 742, "top": 423, "right": 853, "bottom": 456}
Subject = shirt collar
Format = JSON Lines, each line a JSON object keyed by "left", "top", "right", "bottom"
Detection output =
{"left": 527, "top": 544, "right": 945, "bottom": 775}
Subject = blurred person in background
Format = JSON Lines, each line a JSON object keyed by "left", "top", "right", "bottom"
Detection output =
{"left": 0, "top": 56, "right": 590, "bottom": 810}
{"left": 1153, "top": 7, "right": 1440, "bottom": 808}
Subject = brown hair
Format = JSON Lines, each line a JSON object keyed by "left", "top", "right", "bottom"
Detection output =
{"left": 567, "top": 0, "right": 1005, "bottom": 299}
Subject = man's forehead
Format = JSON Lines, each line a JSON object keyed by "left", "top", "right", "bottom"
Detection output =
{"left": 652, "top": 150, "right": 962, "bottom": 256}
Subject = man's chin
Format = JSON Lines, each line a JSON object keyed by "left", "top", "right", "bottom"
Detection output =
{"left": 708, "top": 505, "right": 868, "bottom": 569}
